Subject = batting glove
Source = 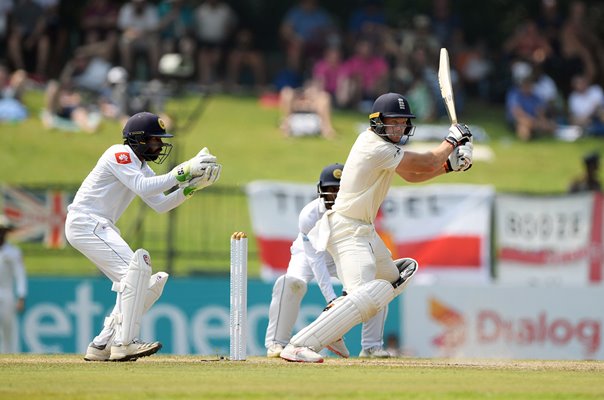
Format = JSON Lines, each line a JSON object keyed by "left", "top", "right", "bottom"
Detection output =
{"left": 445, "top": 142, "right": 473, "bottom": 172}
{"left": 445, "top": 123, "right": 472, "bottom": 148}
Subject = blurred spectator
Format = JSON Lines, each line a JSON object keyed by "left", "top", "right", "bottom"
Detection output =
{"left": 280, "top": 0, "right": 336, "bottom": 72}
{"left": 338, "top": 38, "right": 389, "bottom": 111}
{"left": 42, "top": 79, "right": 101, "bottom": 133}
{"left": 157, "top": 0, "right": 195, "bottom": 66}
{"left": 194, "top": 0, "right": 237, "bottom": 88}
{"left": 506, "top": 66, "right": 557, "bottom": 141}
{"left": 0, "top": 215, "right": 27, "bottom": 354}
{"left": 225, "top": 27, "right": 266, "bottom": 93}
{"left": 42, "top": 53, "right": 106, "bottom": 133}
{"left": 0, "top": 65, "right": 28, "bottom": 122}
{"left": 569, "top": 152, "right": 601, "bottom": 193}
{"left": 536, "top": 0, "right": 564, "bottom": 53}
{"left": 311, "top": 46, "right": 346, "bottom": 99}
{"left": 568, "top": 74, "right": 604, "bottom": 136}
{"left": 553, "top": 0, "right": 599, "bottom": 96}
{"left": 450, "top": 30, "right": 492, "bottom": 101}
{"left": 79, "top": 0, "right": 119, "bottom": 61}
{"left": 0, "top": 1, "right": 14, "bottom": 60}
{"left": 531, "top": 62, "right": 564, "bottom": 123}
{"left": 430, "top": 0, "right": 461, "bottom": 48}
{"left": 346, "top": 0, "right": 387, "bottom": 50}
{"left": 398, "top": 14, "right": 440, "bottom": 62}
{"left": 35, "top": 0, "right": 67, "bottom": 78}
{"left": 117, "top": 0, "right": 160, "bottom": 80}
{"left": 503, "top": 19, "right": 552, "bottom": 65}
{"left": 279, "top": 81, "right": 335, "bottom": 139}
{"left": 98, "top": 65, "right": 129, "bottom": 123}
{"left": 7, "top": 0, "right": 49, "bottom": 80}
{"left": 406, "top": 61, "right": 436, "bottom": 122}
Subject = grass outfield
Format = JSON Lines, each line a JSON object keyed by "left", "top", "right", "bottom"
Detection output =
{"left": 2, "top": 355, "right": 604, "bottom": 399}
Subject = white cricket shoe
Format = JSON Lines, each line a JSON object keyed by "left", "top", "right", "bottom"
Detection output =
{"left": 326, "top": 338, "right": 350, "bottom": 358}
{"left": 359, "top": 346, "right": 391, "bottom": 358}
{"left": 266, "top": 343, "right": 285, "bottom": 358}
{"left": 84, "top": 342, "right": 110, "bottom": 362}
{"left": 280, "top": 344, "right": 324, "bottom": 363}
{"left": 109, "top": 340, "right": 162, "bottom": 361}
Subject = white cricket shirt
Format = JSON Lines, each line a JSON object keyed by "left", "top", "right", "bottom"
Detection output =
{"left": 68, "top": 144, "right": 184, "bottom": 223}
{"left": 333, "top": 129, "right": 404, "bottom": 223}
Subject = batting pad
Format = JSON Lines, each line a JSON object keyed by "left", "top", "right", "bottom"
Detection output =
{"left": 265, "top": 275, "right": 307, "bottom": 347}
{"left": 290, "top": 279, "right": 394, "bottom": 350}
{"left": 115, "top": 249, "right": 152, "bottom": 345}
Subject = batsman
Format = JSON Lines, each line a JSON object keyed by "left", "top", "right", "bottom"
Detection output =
{"left": 65, "top": 111, "right": 222, "bottom": 361}
{"left": 280, "top": 93, "right": 473, "bottom": 362}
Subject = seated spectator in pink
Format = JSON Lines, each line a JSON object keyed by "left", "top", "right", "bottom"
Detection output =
{"left": 338, "top": 39, "right": 389, "bottom": 110}
{"left": 311, "top": 46, "right": 345, "bottom": 98}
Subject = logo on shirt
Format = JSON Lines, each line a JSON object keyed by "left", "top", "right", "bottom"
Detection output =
{"left": 115, "top": 152, "right": 132, "bottom": 164}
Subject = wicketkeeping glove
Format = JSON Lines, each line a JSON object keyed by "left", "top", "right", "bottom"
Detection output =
{"left": 445, "top": 142, "right": 473, "bottom": 172}
{"left": 183, "top": 163, "right": 222, "bottom": 197}
{"left": 445, "top": 123, "right": 472, "bottom": 148}
{"left": 171, "top": 147, "right": 218, "bottom": 183}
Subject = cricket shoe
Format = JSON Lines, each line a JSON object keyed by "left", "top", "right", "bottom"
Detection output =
{"left": 266, "top": 343, "right": 285, "bottom": 358}
{"left": 109, "top": 340, "right": 162, "bottom": 361}
{"left": 280, "top": 344, "right": 324, "bottom": 363}
{"left": 326, "top": 338, "right": 349, "bottom": 358}
{"left": 359, "top": 346, "right": 391, "bottom": 358}
{"left": 84, "top": 342, "right": 111, "bottom": 362}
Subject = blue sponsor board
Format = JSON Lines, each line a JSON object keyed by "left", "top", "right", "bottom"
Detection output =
{"left": 19, "top": 277, "right": 401, "bottom": 356}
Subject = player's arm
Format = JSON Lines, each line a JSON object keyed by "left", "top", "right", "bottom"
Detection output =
{"left": 396, "top": 124, "right": 472, "bottom": 182}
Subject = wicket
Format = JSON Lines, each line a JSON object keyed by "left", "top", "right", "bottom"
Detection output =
{"left": 230, "top": 231, "right": 248, "bottom": 361}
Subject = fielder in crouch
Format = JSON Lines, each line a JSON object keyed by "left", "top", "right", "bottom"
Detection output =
{"left": 280, "top": 92, "right": 473, "bottom": 362}
{"left": 65, "top": 112, "right": 222, "bottom": 361}
{"left": 265, "top": 163, "right": 391, "bottom": 359}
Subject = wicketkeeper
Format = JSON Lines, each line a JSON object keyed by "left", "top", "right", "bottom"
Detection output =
{"left": 65, "top": 111, "right": 221, "bottom": 361}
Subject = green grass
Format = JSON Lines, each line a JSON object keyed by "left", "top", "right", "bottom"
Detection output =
{"left": 2, "top": 355, "right": 604, "bottom": 399}
{"left": 4, "top": 91, "right": 604, "bottom": 276}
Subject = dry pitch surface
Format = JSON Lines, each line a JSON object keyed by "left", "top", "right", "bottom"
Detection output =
{"left": 2, "top": 355, "right": 604, "bottom": 399}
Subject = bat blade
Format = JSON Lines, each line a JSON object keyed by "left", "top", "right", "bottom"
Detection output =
{"left": 438, "top": 48, "right": 458, "bottom": 124}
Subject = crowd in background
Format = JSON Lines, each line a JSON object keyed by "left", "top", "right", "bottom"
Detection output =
{"left": 1, "top": 0, "right": 604, "bottom": 140}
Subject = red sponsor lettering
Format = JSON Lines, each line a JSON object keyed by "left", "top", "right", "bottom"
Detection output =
{"left": 477, "top": 310, "right": 600, "bottom": 355}
{"left": 115, "top": 152, "right": 132, "bottom": 164}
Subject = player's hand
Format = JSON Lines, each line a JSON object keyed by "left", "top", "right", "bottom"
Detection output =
{"left": 445, "top": 123, "right": 472, "bottom": 148}
{"left": 445, "top": 142, "right": 473, "bottom": 172}
{"left": 171, "top": 147, "right": 218, "bottom": 182}
{"left": 183, "top": 163, "right": 222, "bottom": 197}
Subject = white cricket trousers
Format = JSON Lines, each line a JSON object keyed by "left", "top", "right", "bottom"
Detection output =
{"left": 326, "top": 212, "right": 399, "bottom": 292}
{"left": 65, "top": 211, "right": 134, "bottom": 346}
{"left": 0, "top": 297, "right": 18, "bottom": 353}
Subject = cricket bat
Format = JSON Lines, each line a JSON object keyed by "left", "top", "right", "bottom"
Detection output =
{"left": 438, "top": 48, "right": 457, "bottom": 124}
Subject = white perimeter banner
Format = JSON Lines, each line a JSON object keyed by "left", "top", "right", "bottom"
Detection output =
{"left": 247, "top": 181, "right": 494, "bottom": 283}
{"left": 402, "top": 285, "right": 604, "bottom": 360}
{"left": 495, "top": 193, "right": 603, "bottom": 285}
